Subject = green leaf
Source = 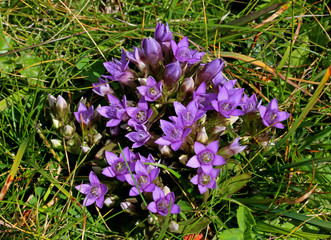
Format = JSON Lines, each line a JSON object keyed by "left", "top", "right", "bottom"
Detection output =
{"left": 218, "top": 173, "right": 251, "bottom": 197}
{"left": 20, "top": 53, "right": 43, "bottom": 84}
{"left": 177, "top": 217, "right": 213, "bottom": 235}
{"left": 290, "top": 35, "right": 310, "bottom": 67}
{"left": 218, "top": 228, "right": 244, "bottom": 240}
{"left": 237, "top": 206, "right": 256, "bottom": 232}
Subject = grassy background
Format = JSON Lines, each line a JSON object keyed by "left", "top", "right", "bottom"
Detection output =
{"left": 0, "top": 0, "right": 330, "bottom": 239}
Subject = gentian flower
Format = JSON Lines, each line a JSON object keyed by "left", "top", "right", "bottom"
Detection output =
{"left": 103, "top": 49, "right": 137, "bottom": 86}
{"left": 171, "top": 37, "right": 205, "bottom": 64}
{"left": 211, "top": 86, "right": 244, "bottom": 118}
{"left": 259, "top": 98, "right": 290, "bottom": 129}
{"left": 170, "top": 100, "right": 205, "bottom": 127}
{"left": 126, "top": 97, "right": 153, "bottom": 127}
{"left": 212, "top": 71, "right": 227, "bottom": 88}
{"left": 147, "top": 187, "right": 181, "bottom": 216}
{"left": 75, "top": 171, "right": 108, "bottom": 208}
{"left": 155, "top": 116, "right": 191, "bottom": 151}
{"left": 97, "top": 94, "right": 127, "bottom": 127}
{"left": 155, "top": 22, "right": 173, "bottom": 43}
{"left": 102, "top": 147, "right": 135, "bottom": 182}
{"left": 125, "top": 161, "right": 160, "bottom": 196}
{"left": 163, "top": 61, "right": 182, "bottom": 86}
{"left": 193, "top": 82, "right": 217, "bottom": 111}
{"left": 196, "top": 59, "right": 224, "bottom": 85}
{"left": 141, "top": 37, "right": 163, "bottom": 70}
{"left": 137, "top": 76, "right": 163, "bottom": 102}
{"left": 92, "top": 78, "right": 114, "bottom": 97}
{"left": 190, "top": 167, "right": 220, "bottom": 194}
{"left": 241, "top": 94, "right": 261, "bottom": 113}
{"left": 74, "top": 102, "right": 94, "bottom": 126}
{"left": 126, "top": 46, "right": 148, "bottom": 74}
{"left": 186, "top": 141, "right": 226, "bottom": 172}
{"left": 220, "top": 137, "right": 247, "bottom": 158}
{"left": 125, "top": 124, "right": 151, "bottom": 148}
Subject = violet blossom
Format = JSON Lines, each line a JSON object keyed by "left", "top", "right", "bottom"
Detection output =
{"left": 259, "top": 98, "right": 290, "bottom": 129}
{"left": 103, "top": 49, "right": 136, "bottom": 86}
{"left": 163, "top": 60, "right": 182, "bottom": 86}
{"left": 137, "top": 76, "right": 163, "bottom": 102}
{"left": 171, "top": 37, "right": 205, "bottom": 64}
{"left": 126, "top": 46, "right": 147, "bottom": 74}
{"left": 125, "top": 124, "right": 151, "bottom": 148}
{"left": 102, "top": 147, "right": 135, "bottom": 182}
{"left": 190, "top": 167, "right": 220, "bottom": 194}
{"left": 170, "top": 100, "right": 205, "bottom": 127}
{"left": 74, "top": 102, "right": 94, "bottom": 126}
{"left": 97, "top": 94, "right": 127, "bottom": 127}
{"left": 147, "top": 187, "right": 181, "bottom": 216}
{"left": 196, "top": 58, "right": 224, "bottom": 85}
{"left": 126, "top": 97, "right": 153, "bottom": 127}
{"left": 186, "top": 141, "right": 226, "bottom": 172}
{"left": 193, "top": 82, "right": 217, "bottom": 111}
{"left": 241, "top": 94, "right": 261, "bottom": 114}
{"left": 141, "top": 37, "right": 163, "bottom": 70}
{"left": 125, "top": 160, "right": 160, "bottom": 196}
{"left": 155, "top": 116, "right": 191, "bottom": 151}
{"left": 220, "top": 137, "right": 247, "bottom": 158}
{"left": 211, "top": 86, "right": 244, "bottom": 118}
{"left": 92, "top": 78, "right": 114, "bottom": 97}
{"left": 75, "top": 171, "right": 108, "bottom": 208}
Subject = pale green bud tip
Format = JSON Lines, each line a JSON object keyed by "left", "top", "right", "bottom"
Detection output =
{"left": 168, "top": 221, "right": 179, "bottom": 233}
{"left": 196, "top": 126, "right": 208, "bottom": 144}
{"left": 51, "top": 139, "right": 62, "bottom": 147}
{"left": 56, "top": 95, "right": 68, "bottom": 113}
{"left": 64, "top": 125, "right": 75, "bottom": 136}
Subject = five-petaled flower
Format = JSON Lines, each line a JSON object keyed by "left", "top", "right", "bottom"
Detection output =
{"left": 147, "top": 187, "right": 181, "bottom": 216}
{"left": 74, "top": 102, "right": 94, "bottom": 126}
{"left": 259, "top": 98, "right": 290, "bottom": 129}
{"left": 190, "top": 167, "right": 220, "bottom": 194}
{"left": 75, "top": 171, "right": 108, "bottom": 208}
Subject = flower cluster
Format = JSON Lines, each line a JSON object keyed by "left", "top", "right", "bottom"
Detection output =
{"left": 48, "top": 23, "right": 290, "bottom": 221}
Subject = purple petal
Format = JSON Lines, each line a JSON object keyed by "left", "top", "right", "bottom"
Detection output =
{"left": 155, "top": 137, "right": 172, "bottom": 146}
{"left": 147, "top": 202, "right": 157, "bottom": 213}
{"left": 105, "top": 151, "right": 118, "bottom": 165}
{"left": 152, "top": 187, "right": 165, "bottom": 201}
{"left": 207, "top": 140, "right": 219, "bottom": 154}
{"left": 277, "top": 111, "right": 291, "bottom": 122}
{"left": 129, "top": 187, "right": 140, "bottom": 196}
{"left": 259, "top": 105, "right": 267, "bottom": 117}
{"left": 194, "top": 142, "right": 206, "bottom": 154}
{"left": 144, "top": 183, "right": 156, "bottom": 192}
{"left": 171, "top": 140, "right": 183, "bottom": 151}
{"left": 83, "top": 196, "right": 96, "bottom": 206}
{"left": 149, "top": 168, "right": 160, "bottom": 181}
{"left": 273, "top": 123, "right": 284, "bottom": 129}
{"left": 201, "top": 164, "right": 213, "bottom": 173}
{"left": 170, "top": 204, "right": 181, "bottom": 214}
{"left": 106, "top": 119, "right": 121, "bottom": 127}
{"left": 186, "top": 156, "right": 200, "bottom": 168}
{"left": 213, "top": 155, "right": 226, "bottom": 166}
{"left": 135, "top": 161, "right": 148, "bottom": 175}
{"left": 75, "top": 184, "right": 91, "bottom": 194}
{"left": 96, "top": 195, "right": 105, "bottom": 208}
{"left": 102, "top": 167, "right": 116, "bottom": 178}
{"left": 268, "top": 98, "right": 278, "bottom": 111}
{"left": 190, "top": 175, "right": 198, "bottom": 185}
{"left": 89, "top": 171, "right": 100, "bottom": 185}
{"left": 198, "top": 185, "right": 207, "bottom": 194}
{"left": 125, "top": 174, "right": 136, "bottom": 186}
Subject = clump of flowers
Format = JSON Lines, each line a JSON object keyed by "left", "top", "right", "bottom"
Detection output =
{"left": 48, "top": 22, "right": 290, "bottom": 235}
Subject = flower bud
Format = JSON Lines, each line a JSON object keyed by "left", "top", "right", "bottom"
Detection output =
{"left": 220, "top": 137, "right": 247, "bottom": 158}
{"left": 168, "top": 221, "right": 179, "bottom": 233}
{"left": 52, "top": 119, "right": 61, "bottom": 129}
{"left": 55, "top": 95, "right": 68, "bottom": 116}
{"left": 82, "top": 145, "right": 90, "bottom": 153}
{"left": 179, "top": 154, "right": 188, "bottom": 165}
{"left": 196, "top": 58, "right": 224, "bottom": 85}
{"left": 155, "top": 22, "right": 173, "bottom": 43}
{"left": 93, "top": 133, "right": 102, "bottom": 144}
{"left": 64, "top": 125, "right": 75, "bottom": 137}
{"left": 104, "top": 196, "right": 117, "bottom": 207}
{"left": 196, "top": 126, "right": 208, "bottom": 144}
{"left": 180, "top": 77, "right": 194, "bottom": 96}
{"left": 148, "top": 214, "right": 158, "bottom": 225}
{"left": 158, "top": 145, "right": 173, "bottom": 158}
{"left": 48, "top": 94, "right": 57, "bottom": 110}
{"left": 121, "top": 201, "right": 136, "bottom": 215}
{"left": 51, "top": 139, "right": 61, "bottom": 148}
{"left": 141, "top": 37, "right": 163, "bottom": 70}
{"left": 163, "top": 61, "right": 182, "bottom": 86}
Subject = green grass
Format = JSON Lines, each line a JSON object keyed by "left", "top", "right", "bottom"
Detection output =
{"left": 0, "top": 0, "right": 330, "bottom": 239}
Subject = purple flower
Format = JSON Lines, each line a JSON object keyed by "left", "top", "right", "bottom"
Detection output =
{"left": 193, "top": 82, "right": 217, "bottom": 111}
{"left": 97, "top": 94, "right": 127, "bottom": 127}
{"left": 125, "top": 124, "right": 151, "bottom": 148}
{"left": 212, "top": 71, "right": 227, "bottom": 88}
{"left": 155, "top": 22, "right": 173, "bottom": 43}
{"left": 221, "top": 137, "right": 247, "bottom": 158}
{"left": 170, "top": 100, "right": 205, "bottom": 127}
{"left": 103, "top": 49, "right": 137, "bottom": 86}
{"left": 147, "top": 187, "right": 181, "bottom": 216}
{"left": 102, "top": 147, "right": 134, "bottom": 182}
{"left": 125, "top": 161, "right": 160, "bottom": 196}
{"left": 92, "top": 78, "right": 114, "bottom": 97}
{"left": 259, "top": 98, "right": 290, "bottom": 129}
{"left": 74, "top": 102, "right": 94, "bottom": 126}
{"left": 211, "top": 86, "right": 244, "bottom": 118}
{"left": 126, "top": 97, "right": 153, "bottom": 127}
{"left": 241, "top": 94, "right": 262, "bottom": 114}
{"left": 126, "top": 46, "right": 147, "bottom": 74}
{"left": 163, "top": 61, "right": 183, "bottom": 86}
{"left": 196, "top": 59, "right": 224, "bottom": 85}
{"left": 186, "top": 141, "right": 226, "bottom": 172}
{"left": 171, "top": 37, "right": 204, "bottom": 64}
{"left": 137, "top": 76, "right": 163, "bottom": 102}
{"left": 190, "top": 167, "right": 220, "bottom": 194}
{"left": 155, "top": 117, "right": 191, "bottom": 151}
{"left": 141, "top": 37, "right": 163, "bottom": 70}
{"left": 75, "top": 171, "right": 108, "bottom": 208}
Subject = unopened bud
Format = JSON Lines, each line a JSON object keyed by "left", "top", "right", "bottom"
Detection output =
{"left": 104, "top": 196, "right": 117, "bottom": 207}
{"left": 64, "top": 125, "right": 75, "bottom": 137}
{"left": 82, "top": 145, "right": 90, "bottom": 153}
{"left": 196, "top": 127, "right": 208, "bottom": 144}
{"left": 48, "top": 94, "right": 57, "bottom": 110}
{"left": 52, "top": 119, "right": 61, "bottom": 129}
{"left": 179, "top": 154, "right": 188, "bottom": 165}
{"left": 93, "top": 133, "right": 102, "bottom": 144}
{"left": 56, "top": 95, "right": 68, "bottom": 115}
{"left": 148, "top": 214, "right": 158, "bottom": 225}
{"left": 121, "top": 201, "right": 136, "bottom": 215}
{"left": 159, "top": 145, "right": 173, "bottom": 158}
{"left": 180, "top": 77, "right": 194, "bottom": 95}
{"left": 51, "top": 139, "right": 61, "bottom": 148}
{"left": 161, "top": 186, "right": 171, "bottom": 196}
{"left": 168, "top": 221, "right": 179, "bottom": 233}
